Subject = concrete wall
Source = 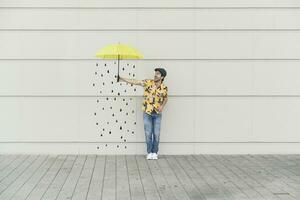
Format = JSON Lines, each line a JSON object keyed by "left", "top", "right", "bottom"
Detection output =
{"left": 1, "top": 0, "right": 300, "bottom": 154}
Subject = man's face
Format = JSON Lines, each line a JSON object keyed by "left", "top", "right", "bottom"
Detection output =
{"left": 154, "top": 71, "right": 163, "bottom": 82}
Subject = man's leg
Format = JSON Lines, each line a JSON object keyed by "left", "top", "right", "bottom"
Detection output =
{"left": 143, "top": 112, "right": 153, "bottom": 154}
{"left": 152, "top": 113, "right": 162, "bottom": 154}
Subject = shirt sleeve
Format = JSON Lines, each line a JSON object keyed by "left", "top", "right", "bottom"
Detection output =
{"left": 142, "top": 79, "right": 150, "bottom": 87}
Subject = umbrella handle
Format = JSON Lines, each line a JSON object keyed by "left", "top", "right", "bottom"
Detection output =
{"left": 117, "top": 55, "right": 120, "bottom": 82}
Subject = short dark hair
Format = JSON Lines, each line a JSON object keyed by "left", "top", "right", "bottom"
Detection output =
{"left": 155, "top": 68, "right": 167, "bottom": 82}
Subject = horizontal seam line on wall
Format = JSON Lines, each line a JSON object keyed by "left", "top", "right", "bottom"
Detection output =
{"left": 1, "top": 95, "right": 300, "bottom": 97}
{"left": 1, "top": 29, "right": 300, "bottom": 32}
{"left": 1, "top": 7, "right": 300, "bottom": 10}
{"left": 1, "top": 59, "right": 300, "bottom": 61}
{"left": 0, "top": 141, "right": 300, "bottom": 143}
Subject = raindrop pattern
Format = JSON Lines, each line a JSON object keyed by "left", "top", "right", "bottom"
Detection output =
{"left": 93, "top": 60, "right": 138, "bottom": 151}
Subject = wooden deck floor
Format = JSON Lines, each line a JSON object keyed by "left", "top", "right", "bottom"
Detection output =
{"left": 0, "top": 154, "right": 299, "bottom": 200}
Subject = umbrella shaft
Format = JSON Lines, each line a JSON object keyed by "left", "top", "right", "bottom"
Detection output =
{"left": 117, "top": 55, "right": 120, "bottom": 82}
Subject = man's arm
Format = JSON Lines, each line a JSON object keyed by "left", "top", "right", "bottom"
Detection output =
{"left": 161, "top": 97, "right": 168, "bottom": 108}
{"left": 119, "top": 76, "right": 145, "bottom": 87}
{"left": 162, "top": 86, "right": 168, "bottom": 108}
{"left": 156, "top": 96, "right": 168, "bottom": 113}
{"left": 157, "top": 88, "right": 168, "bottom": 112}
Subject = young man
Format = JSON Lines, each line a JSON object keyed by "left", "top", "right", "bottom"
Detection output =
{"left": 119, "top": 68, "right": 168, "bottom": 160}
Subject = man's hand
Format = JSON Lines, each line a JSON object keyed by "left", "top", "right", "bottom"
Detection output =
{"left": 157, "top": 97, "right": 168, "bottom": 113}
{"left": 157, "top": 105, "right": 163, "bottom": 112}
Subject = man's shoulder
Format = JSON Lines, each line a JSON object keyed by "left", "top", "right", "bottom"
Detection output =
{"left": 161, "top": 83, "right": 168, "bottom": 89}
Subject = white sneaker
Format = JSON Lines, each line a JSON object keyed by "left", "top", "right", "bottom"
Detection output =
{"left": 146, "top": 153, "right": 153, "bottom": 160}
{"left": 152, "top": 153, "right": 158, "bottom": 160}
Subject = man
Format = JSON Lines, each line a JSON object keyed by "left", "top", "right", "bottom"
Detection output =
{"left": 119, "top": 68, "right": 168, "bottom": 160}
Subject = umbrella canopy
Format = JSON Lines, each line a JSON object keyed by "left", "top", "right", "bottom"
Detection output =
{"left": 96, "top": 43, "right": 143, "bottom": 59}
{"left": 96, "top": 43, "right": 143, "bottom": 82}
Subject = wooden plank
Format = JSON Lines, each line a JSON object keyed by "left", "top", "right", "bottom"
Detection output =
{"left": 0, "top": 155, "right": 29, "bottom": 181}
{"left": 243, "top": 155, "right": 298, "bottom": 199}
{"left": 72, "top": 155, "right": 96, "bottom": 200}
{"left": 146, "top": 156, "right": 176, "bottom": 200}
{"left": 236, "top": 155, "right": 295, "bottom": 200}
{"left": 156, "top": 155, "right": 190, "bottom": 200}
{"left": 41, "top": 155, "right": 78, "bottom": 200}
{"left": 273, "top": 155, "right": 300, "bottom": 186}
{"left": 0, "top": 155, "right": 39, "bottom": 194}
{"left": 223, "top": 155, "right": 278, "bottom": 199}
{"left": 101, "top": 155, "right": 116, "bottom": 200}
{"left": 185, "top": 155, "right": 233, "bottom": 199}
{"left": 86, "top": 155, "right": 106, "bottom": 200}
{"left": 216, "top": 155, "right": 277, "bottom": 200}
{"left": 116, "top": 155, "right": 131, "bottom": 200}
{"left": 24, "top": 155, "right": 68, "bottom": 200}
{"left": 265, "top": 155, "right": 300, "bottom": 199}
{"left": 262, "top": 155, "right": 300, "bottom": 187}
{"left": 165, "top": 155, "right": 206, "bottom": 200}
{"left": 213, "top": 155, "right": 274, "bottom": 200}
{"left": 0, "top": 155, "right": 16, "bottom": 166}
{"left": 0, "top": 154, "right": 298, "bottom": 200}
{"left": 55, "top": 155, "right": 87, "bottom": 200}
{"left": 281, "top": 155, "right": 300, "bottom": 166}
{"left": 267, "top": 155, "right": 297, "bottom": 166}
{"left": 126, "top": 155, "right": 146, "bottom": 200}
{"left": 0, "top": 155, "right": 47, "bottom": 200}
{"left": 10, "top": 155, "right": 57, "bottom": 200}
{"left": 135, "top": 155, "right": 162, "bottom": 200}
{"left": 202, "top": 154, "right": 250, "bottom": 199}
{"left": 0, "top": 155, "right": 20, "bottom": 170}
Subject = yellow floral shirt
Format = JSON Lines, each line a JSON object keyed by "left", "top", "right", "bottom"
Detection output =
{"left": 142, "top": 79, "right": 168, "bottom": 115}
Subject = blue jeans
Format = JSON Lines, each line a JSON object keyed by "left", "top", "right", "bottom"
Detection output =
{"left": 143, "top": 111, "right": 162, "bottom": 154}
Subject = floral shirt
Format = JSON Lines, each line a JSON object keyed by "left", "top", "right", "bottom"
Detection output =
{"left": 142, "top": 79, "right": 168, "bottom": 115}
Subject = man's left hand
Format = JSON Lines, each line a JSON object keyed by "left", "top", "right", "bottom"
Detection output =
{"left": 157, "top": 105, "right": 163, "bottom": 112}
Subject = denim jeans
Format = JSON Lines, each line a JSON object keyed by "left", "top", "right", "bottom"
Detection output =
{"left": 143, "top": 111, "right": 162, "bottom": 154}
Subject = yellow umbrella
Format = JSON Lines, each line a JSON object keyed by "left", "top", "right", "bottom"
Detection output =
{"left": 96, "top": 43, "right": 143, "bottom": 82}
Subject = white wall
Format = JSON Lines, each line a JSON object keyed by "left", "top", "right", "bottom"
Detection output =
{"left": 1, "top": 0, "right": 300, "bottom": 154}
